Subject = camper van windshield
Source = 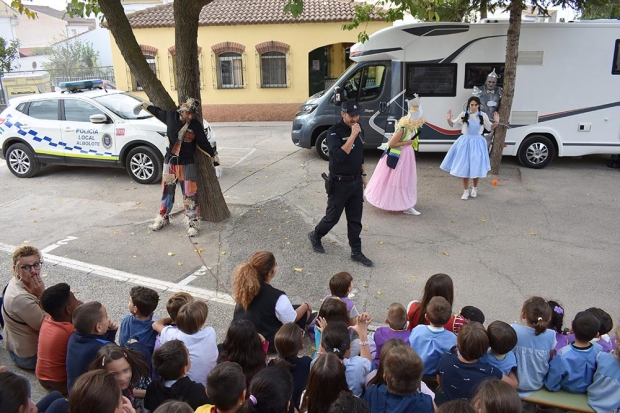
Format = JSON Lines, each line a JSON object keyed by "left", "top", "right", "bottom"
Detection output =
{"left": 92, "top": 93, "right": 153, "bottom": 120}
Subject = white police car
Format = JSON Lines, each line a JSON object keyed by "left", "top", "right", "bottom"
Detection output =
{"left": 0, "top": 81, "right": 216, "bottom": 184}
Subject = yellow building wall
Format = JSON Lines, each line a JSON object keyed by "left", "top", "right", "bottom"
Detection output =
{"left": 110, "top": 21, "right": 389, "bottom": 105}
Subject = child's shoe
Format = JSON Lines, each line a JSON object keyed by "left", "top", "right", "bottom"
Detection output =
{"left": 403, "top": 207, "right": 421, "bottom": 215}
{"left": 461, "top": 190, "right": 469, "bottom": 200}
{"left": 470, "top": 187, "right": 478, "bottom": 198}
{"left": 148, "top": 215, "right": 169, "bottom": 231}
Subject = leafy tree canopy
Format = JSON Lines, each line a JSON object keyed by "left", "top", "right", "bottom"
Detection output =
{"left": 0, "top": 37, "right": 20, "bottom": 74}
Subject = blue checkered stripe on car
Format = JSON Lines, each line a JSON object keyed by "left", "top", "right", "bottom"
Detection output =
{"left": 4, "top": 114, "right": 118, "bottom": 158}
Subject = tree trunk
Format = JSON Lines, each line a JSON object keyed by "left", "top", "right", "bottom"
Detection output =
{"left": 489, "top": 0, "right": 523, "bottom": 174}
{"left": 174, "top": 0, "right": 230, "bottom": 223}
{"left": 98, "top": 0, "right": 175, "bottom": 110}
{"left": 480, "top": 0, "right": 488, "bottom": 19}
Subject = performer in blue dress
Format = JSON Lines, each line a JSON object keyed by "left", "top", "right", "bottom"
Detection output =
{"left": 441, "top": 96, "right": 499, "bottom": 200}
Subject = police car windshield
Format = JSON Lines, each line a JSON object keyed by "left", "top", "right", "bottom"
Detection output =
{"left": 92, "top": 93, "right": 153, "bottom": 120}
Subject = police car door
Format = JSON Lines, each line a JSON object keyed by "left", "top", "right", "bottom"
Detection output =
{"left": 61, "top": 98, "right": 116, "bottom": 165}
{"left": 17, "top": 98, "right": 64, "bottom": 164}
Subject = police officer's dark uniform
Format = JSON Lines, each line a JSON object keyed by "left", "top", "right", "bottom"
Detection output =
{"left": 308, "top": 100, "right": 373, "bottom": 267}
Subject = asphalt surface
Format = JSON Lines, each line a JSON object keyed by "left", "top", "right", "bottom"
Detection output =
{"left": 1, "top": 121, "right": 619, "bottom": 403}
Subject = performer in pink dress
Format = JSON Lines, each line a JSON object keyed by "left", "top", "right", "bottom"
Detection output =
{"left": 365, "top": 95, "right": 425, "bottom": 215}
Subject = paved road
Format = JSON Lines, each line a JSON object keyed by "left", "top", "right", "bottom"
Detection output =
{"left": 1, "top": 121, "right": 619, "bottom": 402}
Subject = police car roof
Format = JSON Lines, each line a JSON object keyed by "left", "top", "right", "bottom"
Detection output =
{"left": 8, "top": 89, "right": 124, "bottom": 105}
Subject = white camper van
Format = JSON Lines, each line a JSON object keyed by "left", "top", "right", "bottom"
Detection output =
{"left": 291, "top": 21, "right": 620, "bottom": 168}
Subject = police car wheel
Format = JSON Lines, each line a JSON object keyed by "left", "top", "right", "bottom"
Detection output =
{"left": 126, "top": 146, "right": 162, "bottom": 184}
{"left": 6, "top": 143, "right": 41, "bottom": 178}
{"left": 315, "top": 131, "right": 330, "bottom": 161}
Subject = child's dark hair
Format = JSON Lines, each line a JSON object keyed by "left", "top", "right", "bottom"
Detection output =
{"left": 237, "top": 365, "right": 293, "bottom": 413}
{"left": 153, "top": 339, "right": 188, "bottom": 380}
{"left": 274, "top": 323, "right": 303, "bottom": 363}
{"left": 572, "top": 311, "right": 601, "bottom": 342}
{"left": 322, "top": 322, "right": 350, "bottom": 359}
{"left": 301, "top": 353, "right": 350, "bottom": 413}
{"left": 219, "top": 320, "right": 265, "bottom": 383}
{"left": 327, "top": 391, "right": 370, "bottom": 413}
{"left": 414, "top": 273, "right": 455, "bottom": 326}
{"left": 40, "top": 282, "right": 72, "bottom": 320}
{"left": 130, "top": 286, "right": 159, "bottom": 317}
{"left": 427, "top": 296, "right": 452, "bottom": 326}
{"left": 207, "top": 362, "right": 246, "bottom": 411}
{"left": 329, "top": 272, "right": 353, "bottom": 298}
{"left": 522, "top": 297, "right": 551, "bottom": 336}
{"left": 472, "top": 378, "right": 521, "bottom": 413}
{"left": 72, "top": 301, "right": 104, "bottom": 334}
{"left": 585, "top": 307, "right": 613, "bottom": 336}
{"left": 153, "top": 401, "right": 194, "bottom": 413}
{"left": 0, "top": 372, "right": 29, "bottom": 413}
{"left": 457, "top": 321, "right": 488, "bottom": 361}
{"left": 383, "top": 346, "right": 423, "bottom": 396}
{"left": 386, "top": 302, "right": 407, "bottom": 330}
{"left": 462, "top": 96, "right": 484, "bottom": 125}
{"left": 367, "top": 338, "right": 408, "bottom": 388}
{"left": 487, "top": 321, "right": 518, "bottom": 355}
{"left": 436, "top": 400, "right": 476, "bottom": 413}
{"left": 547, "top": 300, "right": 565, "bottom": 334}
{"left": 166, "top": 292, "right": 195, "bottom": 322}
{"left": 460, "top": 306, "right": 485, "bottom": 324}
{"left": 88, "top": 343, "right": 150, "bottom": 387}
{"left": 176, "top": 300, "right": 209, "bottom": 334}
{"left": 68, "top": 370, "right": 121, "bottom": 413}
{"left": 318, "top": 297, "right": 349, "bottom": 325}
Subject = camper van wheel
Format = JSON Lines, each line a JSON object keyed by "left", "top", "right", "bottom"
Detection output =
{"left": 315, "top": 131, "right": 330, "bottom": 161}
{"left": 126, "top": 146, "right": 162, "bottom": 184}
{"left": 518, "top": 135, "right": 556, "bottom": 169}
{"left": 6, "top": 143, "right": 41, "bottom": 178}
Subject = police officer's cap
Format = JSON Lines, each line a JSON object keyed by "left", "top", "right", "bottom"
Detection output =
{"left": 341, "top": 100, "right": 361, "bottom": 116}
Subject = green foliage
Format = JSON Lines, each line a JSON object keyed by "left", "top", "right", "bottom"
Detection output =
{"left": 578, "top": 0, "right": 620, "bottom": 18}
{"left": 30, "top": 47, "right": 54, "bottom": 56}
{"left": 10, "top": 0, "right": 36, "bottom": 19}
{"left": 0, "top": 38, "right": 20, "bottom": 74}
{"left": 43, "top": 38, "right": 100, "bottom": 77}
{"left": 65, "top": 0, "right": 101, "bottom": 20}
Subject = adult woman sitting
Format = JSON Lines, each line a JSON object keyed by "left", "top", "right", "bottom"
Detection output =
{"left": 2, "top": 245, "right": 46, "bottom": 370}
{"left": 232, "top": 251, "right": 312, "bottom": 353}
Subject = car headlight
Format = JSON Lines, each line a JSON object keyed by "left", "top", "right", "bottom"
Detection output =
{"left": 296, "top": 104, "right": 318, "bottom": 116}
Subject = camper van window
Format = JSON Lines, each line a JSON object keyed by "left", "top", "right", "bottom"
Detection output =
{"left": 63, "top": 99, "right": 106, "bottom": 123}
{"left": 28, "top": 99, "right": 59, "bottom": 121}
{"left": 613, "top": 40, "right": 620, "bottom": 75}
{"left": 405, "top": 63, "right": 457, "bottom": 97}
{"left": 464, "top": 63, "right": 505, "bottom": 88}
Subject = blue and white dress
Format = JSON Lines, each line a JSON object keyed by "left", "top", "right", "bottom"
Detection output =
{"left": 440, "top": 111, "right": 492, "bottom": 178}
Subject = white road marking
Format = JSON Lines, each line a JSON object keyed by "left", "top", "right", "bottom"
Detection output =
{"left": 177, "top": 275, "right": 198, "bottom": 286}
{"left": 230, "top": 148, "right": 257, "bottom": 167}
{"left": 0, "top": 242, "right": 235, "bottom": 306}
{"left": 41, "top": 236, "right": 79, "bottom": 253}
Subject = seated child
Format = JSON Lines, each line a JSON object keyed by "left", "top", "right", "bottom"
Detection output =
{"left": 479, "top": 321, "right": 518, "bottom": 382}
{"left": 329, "top": 391, "right": 371, "bottom": 413}
{"left": 471, "top": 379, "right": 521, "bottom": 413}
{"left": 154, "top": 292, "right": 195, "bottom": 353}
{"left": 309, "top": 272, "right": 359, "bottom": 341}
{"left": 119, "top": 286, "right": 160, "bottom": 357}
{"left": 459, "top": 306, "right": 485, "bottom": 324}
{"left": 436, "top": 322, "right": 515, "bottom": 405}
{"left": 36, "top": 282, "right": 81, "bottom": 394}
{"left": 587, "top": 325, "right": 620, "bottom": 412}
{"left": 408, "top": 296, "right": 457, "bottom": 377}
{"left": 373, "top": 303, "right": 410, "bottom": 367}
{"left": 545, "top": 311, "right": 602, "bottom": 393}
{"left": 145, "top": 339, "right": 211, "bottom": 411}
{"left": 312, "top": 297, "right": 350, "bottom": 357}
{"left": 196, "top": 361, "right": 246, "bottom": 413}
{"left": 153, "top": 300, "right": 217, "bottom": 386}
{"left": 547, "top": 300, "right": 569, "bottom": 352}
{"left": 363, "top": 346, "right": 433, "bottom": 413}
{"left": 567, "top": 308, "right": 616, "bottom": 353}
{"left": 66, "top": 301, "right": 117, "bottom": 392}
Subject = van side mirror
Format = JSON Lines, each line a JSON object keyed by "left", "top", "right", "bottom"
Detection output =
{"left": 333, "top": 86, "right": 343, "bottom": 106}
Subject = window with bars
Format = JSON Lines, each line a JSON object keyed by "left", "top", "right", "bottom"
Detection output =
{"left": 218, "top": 52, "right": 244, "bottom": 88}
{"left": 135, "top": 54, "right": 157, "bottom": 91}
{"left": 260, "top": 51, "right": 287, "bottom": 88}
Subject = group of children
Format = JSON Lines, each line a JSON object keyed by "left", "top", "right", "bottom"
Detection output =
{"left": 2, "top": 270, "right": 620, "bottom": 413}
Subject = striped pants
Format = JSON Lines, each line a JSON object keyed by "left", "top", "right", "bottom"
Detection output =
{"left": 158, "top": 162, "right": 199, "bottom": 220}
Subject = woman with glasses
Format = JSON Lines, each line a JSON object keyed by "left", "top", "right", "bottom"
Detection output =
{"left": 2, "top": 245, "right": 46, "bottom": 370}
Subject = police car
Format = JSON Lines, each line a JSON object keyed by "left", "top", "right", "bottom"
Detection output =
{"left": 0, "top": 80, "right": 217, "bottom": 184}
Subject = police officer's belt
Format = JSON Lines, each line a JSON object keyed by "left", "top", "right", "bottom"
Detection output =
{"left": 330, "top": 173, "right": 360, "bottom": 182}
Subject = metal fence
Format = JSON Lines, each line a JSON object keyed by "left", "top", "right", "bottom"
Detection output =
{"left": 4, "top": 67, "right": 116, "bottom": 88}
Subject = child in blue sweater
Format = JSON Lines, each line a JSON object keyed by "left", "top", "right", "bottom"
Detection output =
{"left": 479, "top": 321, "right": 518, "bottom": 382}
{"left": 119, "top": 286, "right": 160, "bottom": 358}
{"left": 587, "top": 326, "right": 620, "bottom": 413}
{"left": 545, "top": 311, "right": 602, "bottom": 393}
{"left": 66, "top": 301, "right": 118, "bottom": 391}
{"left": 409, "top": 296, "right": 456, "bottom": 377}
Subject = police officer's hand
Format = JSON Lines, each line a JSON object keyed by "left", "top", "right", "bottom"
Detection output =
{"left": 351, "top": 122, "right": 361, "bottom": 138}
{"left": 362, "top": 174, "right": 368, "bottom": 189}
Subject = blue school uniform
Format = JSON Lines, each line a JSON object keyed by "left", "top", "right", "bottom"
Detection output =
{"left": 409, "top": 325, "right": 457, "bottom": 376}
{"left": 479, "top": 349, "right": 517, "bottom": 376}
{"left": 363, "top": 384, "right": 433, "bottom": 413}
{"left": 119, "top": 314, "right": 159, "bottom": 355}
{"left": 511, "top": 324, "right": 555, "bottom": 397}
{"left": 587, "top": 351, "right": 620, "bottom": 413}
{"left": 545, "top": 342, "right": 602, "bottom": 393}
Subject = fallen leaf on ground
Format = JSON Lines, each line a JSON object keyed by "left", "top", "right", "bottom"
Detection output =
{"left": 168, "top": 252, "right": 175, "bottom": 256}
{"left": 294, "top": 268, "right": 303, "bottom": 272}
{"left": 481, "top": 219, "right": 486, "bottom": 223}
{"left": 178, "top": 262, "right": 183, "bottom": 266}
{"left": 452, "top": 220, "right": 456, "bottom": 223}
{"left": 42, "top": 274, "right": 48, "bottom": 277}
{"left": 132, "top": 255, "right": 137, "bottom": 258}
{"left": 195, "top": 248, "right": 204, "bottom": 253}
{"left": 377, "top": 291, "right": 382, "bottom": 295}
{"left": 379, "top": 241, "right": 384, "bottom": 244}
{"left": 221, "top": 251, "right": 227, "bottom": 255}
{"left": 530, "top": 233, "right": 537, "bottom": 236}
{"left": 442, "top": 251, "right": 449, "bottom": 256}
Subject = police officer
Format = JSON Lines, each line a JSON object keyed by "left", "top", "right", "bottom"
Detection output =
{"left": 308, "top": 100, "right": 373, "bottom": 267}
